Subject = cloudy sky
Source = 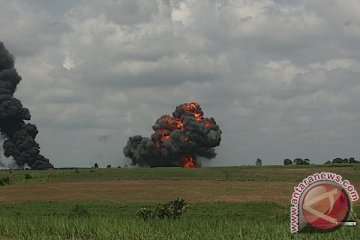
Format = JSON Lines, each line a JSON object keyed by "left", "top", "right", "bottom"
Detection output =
{"left": 1, "top": 0, "right": 360, "bottom": 167}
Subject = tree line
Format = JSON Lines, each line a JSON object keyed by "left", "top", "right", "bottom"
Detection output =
{"left": 283, "top": 157, "right": 359, "bottom": 165}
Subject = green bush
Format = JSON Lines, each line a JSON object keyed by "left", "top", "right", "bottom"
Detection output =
{"left": 25, "top": 173, "right": 33, "bottom": 179}
{"left": 137, "top": 207, "right": 156, "bottom": 220}
{"left": 137, "top": 198, "right": 188, "bottom": 220}
{"left": 0, "top": 176, "right": 10, "bottom": 186}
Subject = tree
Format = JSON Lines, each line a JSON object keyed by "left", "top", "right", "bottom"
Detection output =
{"left": 293, "top": 158, "right": 303, "bottom": 165}
{"left": 331, "top": 157, "right": 359, "bottom": 164}
{"left": 332, "top": 158, "right": 343, "bottom": 164}
{"left": 255, "top": 159, "right": 262, "bottom": 167}
{"left": 349, "top": 157, "right": 356, "bottom": 163}
{"left": 293, "top": 158, "right": 310, "bottom": 165}
{"left": 107, "top": 165, "right": 111, "bottom": 168}
{"left": 94, "top": 163, "right": 99, "bottom": 168}
{"left": 284, "top": 159, "right": 292, "bottom": 165}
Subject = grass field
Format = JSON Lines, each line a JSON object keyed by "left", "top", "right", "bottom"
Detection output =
{"left": 2, "top": 164, "right": 360, "bottom": 183}
{"left": 0, "top": 165, "right": 359, "bottom": 239}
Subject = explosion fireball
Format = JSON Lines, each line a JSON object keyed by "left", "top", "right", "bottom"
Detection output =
{"left": 123, "top": 102, "right": 222, "bottom": 168}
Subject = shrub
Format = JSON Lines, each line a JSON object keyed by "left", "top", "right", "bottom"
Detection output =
{"left": 137, "top": 198, "right": 188, "bottom": 220}
{"left": 25, "top": 174, "right": 32, "bottom": 179}
{"left": 0, "top": 177, "right": 10, "bottom": 186}
{"left": 137, "top": 207, "right": 156, "bottom": 220}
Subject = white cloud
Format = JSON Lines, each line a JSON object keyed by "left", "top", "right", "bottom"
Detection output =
{"left": 171, "top": 1, "right": 193, "bottom": 25}
{"left": 310, "top": 58, "right": 360, "bottom": 71}
{"left": 2, "top": 0, "right": 360, "bottom": 167}
{"left": 62, "top": 53, "right": 76, "bottom": 70}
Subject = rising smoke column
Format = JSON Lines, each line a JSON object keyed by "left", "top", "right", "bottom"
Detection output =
{"left": 0, "top": 42, "right": 52, "bottom": 169}
{"left": 123, "top": 102, "right": 222, "bottom": 167}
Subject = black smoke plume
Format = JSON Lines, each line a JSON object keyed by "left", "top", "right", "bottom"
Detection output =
{"left": 123, "top": 102, "right": 222, "bottom": 167}
{"left": 0, "top": 42, "right": 52, "bottom": 169}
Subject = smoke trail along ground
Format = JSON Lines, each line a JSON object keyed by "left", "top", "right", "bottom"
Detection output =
{"left": 124, "top": 102, "right": 222, "bottom": 167}
{"left": 0, "top": 42, "right": 52, "bottom": 169}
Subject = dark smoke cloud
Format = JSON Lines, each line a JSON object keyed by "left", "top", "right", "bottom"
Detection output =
{"left": 123, "top": 102, "right": 222, "bottom": 167}
{"left": 0, "top": 42, "right": 52, "bottom": 170}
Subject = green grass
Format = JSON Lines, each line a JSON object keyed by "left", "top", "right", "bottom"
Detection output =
{"left": 0, "top": 201, "right": 358, "bottom": 239}
{"left": 0, "top": 166, "right": 359, "bottom": 239}
{"left": 1, "top": 164, "right": 360, "bottom": 184}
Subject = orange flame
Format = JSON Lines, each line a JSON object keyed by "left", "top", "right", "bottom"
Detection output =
{"left": 154, "top": 102, "right": 210, "bottom": 153}
{"left": 193, "top": 112, "right": 203, "bottom": 121}
{"left": 182, "top": 102, "right": 200, "bottom": 112}
{"left": 181, "top": 102, "right": 203, "bottom": 121}
{"left": 203, "top": 119, "right": 213, "bottom": 128}
{"left": 182, "top": 155, "right": 197, "bottom": 168}
{"left": 160, "top": 115, "right": 183, "bottom": 129}
{"left": 157, "top": 129, "right": 171, "bottom": 142}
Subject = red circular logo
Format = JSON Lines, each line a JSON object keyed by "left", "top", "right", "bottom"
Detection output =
{"left": 301, "top": 182, "right": 350, "bottom": 230}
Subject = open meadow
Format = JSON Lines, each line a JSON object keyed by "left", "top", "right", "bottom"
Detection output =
{"left": 0, "top": 164, "right": 359, "bottom": 239}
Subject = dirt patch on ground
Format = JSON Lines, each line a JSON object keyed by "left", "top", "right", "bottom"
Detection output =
{"left": 0, "top": 180, "right": 358, "bottom": 205}
{"left": 0, "top": 180, "right": 293, "bottom": 203}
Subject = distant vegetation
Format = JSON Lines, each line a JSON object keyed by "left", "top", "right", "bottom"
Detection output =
{"left": 283, "top": 159, "right": 292, "bottom": 165}
{"left": 282, "top": 157, "right": 360, "bottom": 165}
{"left": 255, "top": 158, "right": 262, "bottom": 166}
{"left": 1, "top": 165, "right": 360, "bottom": 185}
{"left": 325, "top": 157, "right": 359, "bottom": 164}
{"left": 283, "top": 158, "right": 310, "bottom": 165}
